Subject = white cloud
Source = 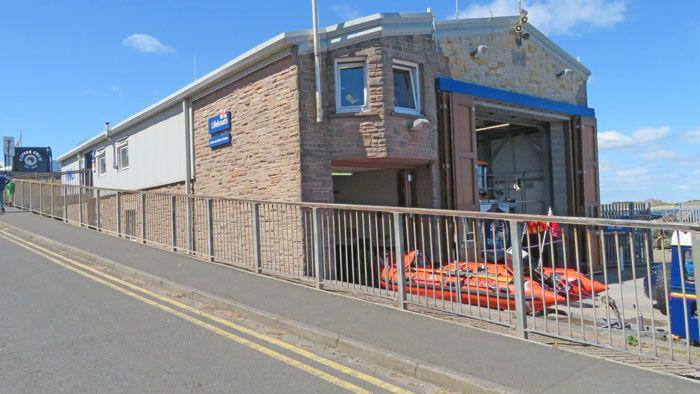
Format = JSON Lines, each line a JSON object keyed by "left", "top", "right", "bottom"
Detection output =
{"left": 122, "top": 34, "right": 174, "bottom": 54}
{"left": 459, "top": 0, "right": 626, "bottom": 35}
{"left": 597, "top": 125, "right": 670, "bottom": 150}
{"left": 331, "top": 5, "right": 360, "bottom": 21}
{"left": 615, "top": 167, "right": 648, "bottom": 178}
{"left": 682, "top": 126, "right": 700, "bottom": 143}
{"left": 640, "top": 150, "right": 678, "bottom": 160}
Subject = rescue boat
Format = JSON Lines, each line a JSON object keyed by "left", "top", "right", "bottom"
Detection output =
{"left": 456, "top": 259, "right": 607, "bottom": 302}
{"left": 539, "top": 267, "right": 607, "bottom": 300}
{"left": 379, "top": 250, "right": 565, "bottom": 313}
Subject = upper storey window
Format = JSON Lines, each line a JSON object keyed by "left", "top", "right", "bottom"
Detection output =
{"left": 393, "top": 60, "right": 420, "bottom": 115}
{"left": 335, "top": 60, "right": 367, "bottom": 113}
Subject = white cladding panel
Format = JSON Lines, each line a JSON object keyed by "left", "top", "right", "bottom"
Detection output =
{"left": 66, "top": 104, "right": 186, "bottom": 190}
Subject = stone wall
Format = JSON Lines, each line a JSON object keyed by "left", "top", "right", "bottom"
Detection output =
{"left": 439, "top": 33, "right": 588, "bottom": 105}
{"left": 298, "top": 34, "right": 445, "bottom": 208}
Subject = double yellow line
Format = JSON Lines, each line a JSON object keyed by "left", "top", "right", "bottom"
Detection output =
{"left": 0, "top": 230, "right": 411, "bottom": 394}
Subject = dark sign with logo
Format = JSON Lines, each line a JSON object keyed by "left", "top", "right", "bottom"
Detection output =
{"left": 13, "top": 147, "right": 52, "bottom": 172}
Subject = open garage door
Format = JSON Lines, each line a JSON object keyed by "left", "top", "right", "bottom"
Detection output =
{"left": 580, "top": 116, "right": 600, "bottom": 217}
{"left": 440, "top": 93, "right": 479, "bottom": 211}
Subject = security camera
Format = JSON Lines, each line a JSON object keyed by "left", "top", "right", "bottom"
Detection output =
{"left": 557, "top": 68, "right": 574, "bottom": 78}
{"left": 470, "top": 45, "right": 488, "bottom": 57}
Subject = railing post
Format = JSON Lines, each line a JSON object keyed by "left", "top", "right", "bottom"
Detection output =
{"left": 207, "top": 198, "right": 214, "bottom": 262}
{"left": 116, "top": 191, "right": 122, "bottom": 237}
{"left": 77, "top": 186, "right": 83, "bottom": 226}
{"left": 95, "top": 189, "right": 101, "bottom": 230}
{"left": 253, "top": 203, "right": 262, "bottom": 273}
{"left": 39, "top": 183, "right": 43, "bottom": 214}
{"left": 141, "top": 193, "right": 147, "bottom": 244}
{"left": 312, "top": 207, "right": 324, "bottom": 289}
{"left": 62, "top": 185, "right": 67, "bottom": 222}
{"left": 15, "top": 180, "right": 21, "bottom": 209}
{"left": 186, "top": 196, "right": 193, "bottom": 253}
{"left": 29, "top": 181, "right": 33, "bottom": 212}
{"left": 171, "top": 195, "right": 177, "bottom": 252}
{"left": 692, "top": 232, "right": 700, "bottom": 342}
{"left": 50, "top": 179, "right": 55, "bottom": 217}
{"left": 393, "top": 212, "right": 407, "bottom": 310}
{"left": 509, "top": 220, "right": 528, "bottom": 339}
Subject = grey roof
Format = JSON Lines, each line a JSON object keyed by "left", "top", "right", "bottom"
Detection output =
{"left": 58, "top": 12, "right": 590, "bottom": 162}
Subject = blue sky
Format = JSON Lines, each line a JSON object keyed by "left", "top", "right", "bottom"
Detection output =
{"left": 0, "top": 1, "right": 698, "bottom": 203}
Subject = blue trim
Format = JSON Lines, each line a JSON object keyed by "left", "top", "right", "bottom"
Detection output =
{"left": 436, "top": 78, "right": 595, "bottom": 117}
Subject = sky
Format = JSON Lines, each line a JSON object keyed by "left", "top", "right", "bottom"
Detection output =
{"left": 0, "top": 1, "right": 698, "bottom": 203}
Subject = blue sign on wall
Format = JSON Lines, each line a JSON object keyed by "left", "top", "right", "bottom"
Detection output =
{"left": 209, "top": 132, "right": 232, "bottom": 148}
{"left": 208, "top": 111, "right": 231, "bottom": 134}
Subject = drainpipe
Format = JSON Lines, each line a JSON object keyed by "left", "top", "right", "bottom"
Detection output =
{"left": 104, "top": 122, "right": 117, "bottom": 169}
{"left": 182, "top": 98, "right": 194, "bottom": 251}
{"left": 182, "top": 99, "right": 192, "bottom": 195}
{"left": 311, "top": 0, "right": 323, "bottom": 123}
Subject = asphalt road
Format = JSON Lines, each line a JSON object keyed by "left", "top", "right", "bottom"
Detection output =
{"left": 0, "top": 234, "right": 411, "bottom": 393}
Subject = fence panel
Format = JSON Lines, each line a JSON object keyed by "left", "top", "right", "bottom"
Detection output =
{"left": 10, "top": 179, "right": 700, "bottom": 368}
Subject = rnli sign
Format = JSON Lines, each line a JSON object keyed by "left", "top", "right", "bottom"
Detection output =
{"left": 208, "top": 110, "right": 231, "bottom": 135}
{"left": 209, "top": 132, "right": 232, "bottom": 148}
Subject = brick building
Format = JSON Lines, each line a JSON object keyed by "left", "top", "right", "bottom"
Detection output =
{"left": 59, "top": 12, "right": 599, "bottom": 218}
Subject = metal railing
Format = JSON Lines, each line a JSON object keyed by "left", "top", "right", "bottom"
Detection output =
{"left": 12, "top": 179, "right": 700, "bottom": 367}
{"left": 11, "top": 170, "right": 89, "bottom": 186}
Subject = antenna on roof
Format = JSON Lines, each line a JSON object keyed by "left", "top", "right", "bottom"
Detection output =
{"left": 193, "top": 54, "right": 197, "bottom": 81}
{"left": 455, "top": 0, "right": 459, "bottom": 19}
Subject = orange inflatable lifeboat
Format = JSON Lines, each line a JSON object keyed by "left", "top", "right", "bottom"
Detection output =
{"left": 379, "top": 251, "right": 565, "bottom": 314}
{"left": 539, "top": 267, "right": 607, "bottom": 300}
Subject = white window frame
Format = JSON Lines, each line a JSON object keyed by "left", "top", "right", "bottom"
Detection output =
{"left": 335, "top": 58, "right": 368, "bottom": 113}
{"left": 392, "top": 60, "right": 421, "bottom": 116}
{"left": 117, "top": 140, "right": 129, "bottom": 170}
{"left": 96, "top": 150, "right": 107, "bottom": 176}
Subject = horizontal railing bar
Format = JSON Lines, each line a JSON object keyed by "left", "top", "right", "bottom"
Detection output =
{"left": 16, "top": 179, "right": 700, "bottom": 231}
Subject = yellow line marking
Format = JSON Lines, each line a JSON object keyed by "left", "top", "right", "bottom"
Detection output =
{"left": 0, "top": 232, "right": 372, "bottom": 394}
{"left": 0, "top": 230, "right": 412, "bottom": 394}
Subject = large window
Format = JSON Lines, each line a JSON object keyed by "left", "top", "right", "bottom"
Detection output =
{"left": 117, "top": 141, "right": 129, "bottom": 170}
{"left": 392, "top": 60, "right": 420, "bottom": 115}
{"left": 335, "top": 60, "right": 367, "bottom": 113}
{"left": 96, "top": 151, "right": 107, "bottom": 176}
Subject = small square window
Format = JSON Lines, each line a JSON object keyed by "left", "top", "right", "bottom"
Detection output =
{"left": 335, "top": 61, "right": 367, "bottom": 112}
{"left": 118, "top": 143, "right": 129, "bottom": 170}
{"left": 393, "top": 61, "right": 420, "bottom": 115}
{"left": 97, "top": 153, "right": 107, "bottom": 176}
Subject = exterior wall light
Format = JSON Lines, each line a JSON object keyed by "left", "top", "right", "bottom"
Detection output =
{"left": 557, "top": 69, "right": 574, "bottom": 78}
{"left": 470, "top": 45, "right": 488, "bottom": 57}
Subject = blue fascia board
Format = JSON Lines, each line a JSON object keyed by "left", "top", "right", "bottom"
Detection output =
{"left": 436, "top": 77, "right": 595, "bottom": 118}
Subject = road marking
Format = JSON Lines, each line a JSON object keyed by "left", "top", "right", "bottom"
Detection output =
{"left": 0, "top": 230, "right": 412, "bottom": 394}
{"left": 0, "top": 233, "right": 373, "bottom": 393}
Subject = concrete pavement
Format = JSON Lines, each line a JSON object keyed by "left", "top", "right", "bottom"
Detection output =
{"left": 2, "top": 209, "right": 699, "bottom": 393}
